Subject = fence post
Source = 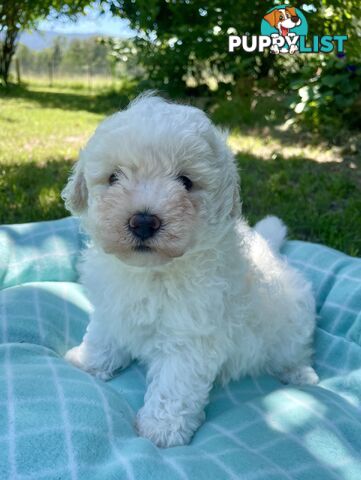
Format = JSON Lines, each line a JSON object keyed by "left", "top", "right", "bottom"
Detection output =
{"left": 15, "top": 57, "right": 21, "bottom": 85}
{"left": 48, "top": 60, "right": 53, "bottom": 87}
{"left": 87, "top": 63, "right": 93, "bottom": 92}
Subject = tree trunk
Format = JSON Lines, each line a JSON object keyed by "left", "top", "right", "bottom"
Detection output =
{"left": 0, "top": 27, "right": 20, "bottom": 84}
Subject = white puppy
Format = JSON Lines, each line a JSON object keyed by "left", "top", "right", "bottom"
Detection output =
{"left": 63, "top": 93, "right": 318, "bottom": 448}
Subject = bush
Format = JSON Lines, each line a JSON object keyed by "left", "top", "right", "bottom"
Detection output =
{"left": 289, "top": 55, "right": 361, "bottom": 135}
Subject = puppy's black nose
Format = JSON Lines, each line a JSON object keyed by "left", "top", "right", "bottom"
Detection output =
{"left": 128, "top": 212, "right": 161, "bottom": 240}
{"left": 291, "top": 15, "right": 299, "bottom": 22}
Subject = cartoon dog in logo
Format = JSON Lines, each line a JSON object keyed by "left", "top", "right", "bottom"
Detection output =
{"left": 263, "top": 7, "right": 301, "bottom": 54}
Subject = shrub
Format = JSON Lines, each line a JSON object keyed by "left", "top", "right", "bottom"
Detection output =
{"left": 289, "top": 55, "right": 361, "bottom": 135}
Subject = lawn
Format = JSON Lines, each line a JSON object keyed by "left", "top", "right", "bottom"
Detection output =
{"left": 0, "top": 78, "right": 360, "bottom": 256}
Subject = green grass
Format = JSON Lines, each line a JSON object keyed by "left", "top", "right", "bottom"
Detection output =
{"left": 0, "top": 79, "right": 360, "bottom": 256}
{"left": 239, "top": 153, "right": 360, "bottom": 257}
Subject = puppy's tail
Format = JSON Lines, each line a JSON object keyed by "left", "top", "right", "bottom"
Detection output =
{"left": 254, "top": 216, "right": 287, "bottom": 252}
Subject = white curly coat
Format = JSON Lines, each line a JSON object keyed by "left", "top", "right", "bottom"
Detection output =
{"left": 63, "top": 94, "right": 318, "bottom": 448}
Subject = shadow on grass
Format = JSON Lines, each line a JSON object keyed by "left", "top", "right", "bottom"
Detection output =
{"left": 0, "top": 83, "right": 133, "bottom": 115}
{"left": 238, "top": 152, "right": 361, "bottom": 257}
{"left": 209, "top": 95, "right": 361, "bottom": 164}
{"left": 1, "top": 153, "right": 360, "bottom": 256}
{"left": 0, "top": 158, "right": 70, "bottom": 224}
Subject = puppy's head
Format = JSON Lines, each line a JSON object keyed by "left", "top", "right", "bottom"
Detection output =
{"left": 62, "top": 94, "right": 240, "bottom": 267}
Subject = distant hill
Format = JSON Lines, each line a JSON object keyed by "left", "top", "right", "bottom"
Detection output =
{"left": 18, "top": 30, "right": 114, "bottom": 51}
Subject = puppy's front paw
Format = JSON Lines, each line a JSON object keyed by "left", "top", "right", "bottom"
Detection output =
{"left": 65, "top": 345, "right": 86, "bottom": 368}
{"left": 135, "top": 407, "right": 196, "bottom": 448}
{"left": 278, "top": 365, "right": 319, "bottom": 385}
{"left": 65, "top": 345, "right": 113, "bottom": 381}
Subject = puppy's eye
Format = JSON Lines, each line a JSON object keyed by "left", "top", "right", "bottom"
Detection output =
{"left": 109, "top": 173, "right": 118, "bottom": 185}
{"left": 109, "top": 169, "right": 125, "bottom": 185}
{"left": 177, "top": 175, "right": 193, "bottom": 191}
{"left": 279, "top": 15, "right": 284, "bottom": 20}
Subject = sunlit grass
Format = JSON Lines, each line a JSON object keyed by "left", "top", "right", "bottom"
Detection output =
{"left": 0, "top": 99, "right": 100, "bottom": 166}
{"left": 228, "top": 130, "right": 344, "bottom": 164}
{"left": 0, "top": 76, "right": 134, "bottom": 168}
{"left": 20, "top": 74, "right": 123, "bottom": 92}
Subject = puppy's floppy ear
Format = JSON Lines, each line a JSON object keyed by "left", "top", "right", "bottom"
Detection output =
{"left": 61, "top": 157, "right": 88, "bottom": 216}
{"left": 206, "top": 124, "right": 241, "bottom": 219}
{"left": 217, "top": 129, "right": 241, "bottom": 218}
{"left": 230, "top": 171, "right": 241, "bottom": 218}
{"left": 263, "top": 10, "right": 278, "bottom": 27}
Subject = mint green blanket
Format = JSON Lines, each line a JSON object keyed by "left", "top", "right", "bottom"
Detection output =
{"left": 0, "top": 217, "right": 361, "bottom": 479}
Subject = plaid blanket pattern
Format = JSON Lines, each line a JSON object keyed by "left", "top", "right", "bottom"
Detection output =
{"left": 0, "top": 217, "right": 360, "bottom": 480}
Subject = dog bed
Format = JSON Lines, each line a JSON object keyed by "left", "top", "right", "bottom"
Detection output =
{"left": 0, "top": 216, "right": 360, "bottom": 480}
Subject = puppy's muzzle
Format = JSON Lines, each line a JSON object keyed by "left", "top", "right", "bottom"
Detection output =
{"left": 128, "top": 212, "right": 161, "bottom": 241}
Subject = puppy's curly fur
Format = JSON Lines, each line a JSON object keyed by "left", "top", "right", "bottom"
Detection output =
{"left": 63, "top": 93, "right": 318, "bottom": 448}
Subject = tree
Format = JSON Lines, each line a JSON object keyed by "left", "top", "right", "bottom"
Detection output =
{"left": 105, "top": 0, "right": 361, "bottom": 95}
{"left": 59, "top": 37, "right": 111, "bottom": 75}
{"left": 0, "top": 0, "right": 91, "bottom": 84}
{"left": 104, "top": 0, "right": 276, "bottom": 94}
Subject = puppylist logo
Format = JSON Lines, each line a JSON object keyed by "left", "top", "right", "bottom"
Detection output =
{"left": 229, "top": 5, "right": 348, "bottom": 55}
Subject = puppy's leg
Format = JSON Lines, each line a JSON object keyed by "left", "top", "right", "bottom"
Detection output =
{"left": 65, "top": 319, "right": 131, "bottom": 381}
{"left": 135, "top": 352, "right": 218, "bottom": 448}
